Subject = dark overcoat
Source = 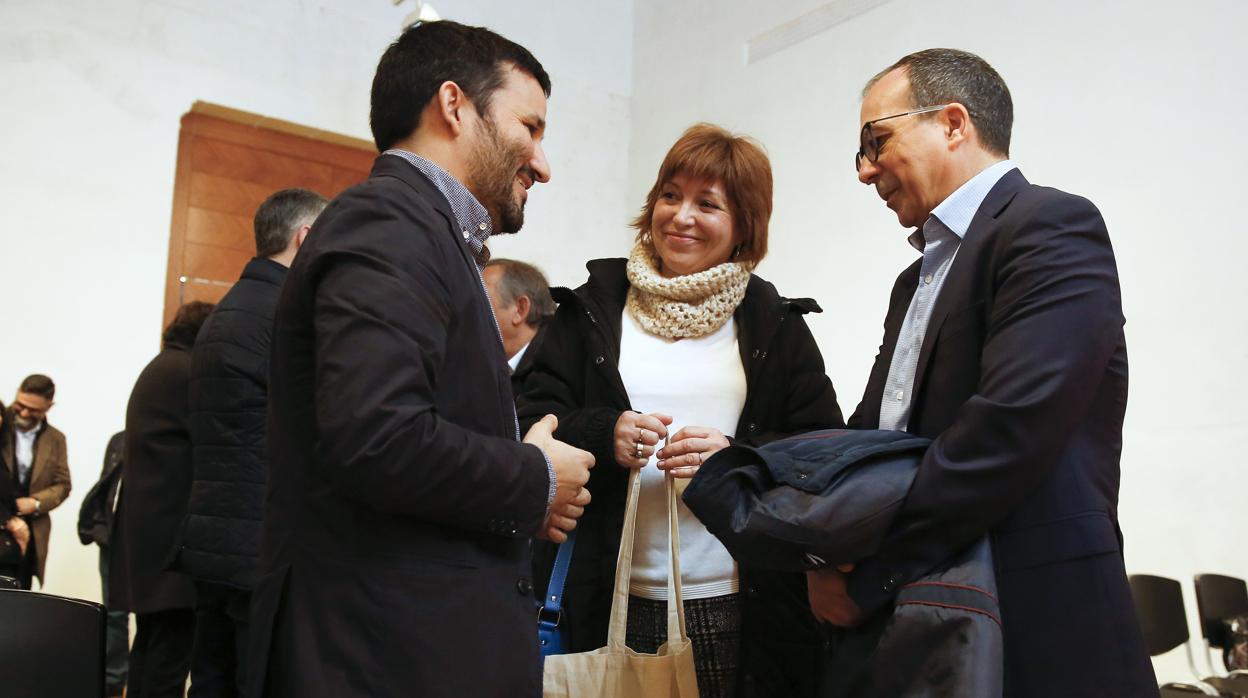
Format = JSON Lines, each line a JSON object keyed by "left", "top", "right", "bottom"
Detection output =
{"left": 111, "top": 339, "right": 197, "bottom": 614}
{"left": 516, "top": 258, "right": 844, "bottom": 698}
{"left": 247, "top": 154, "right": 551, "bottom": 698}
{"left": 840, "top": 169, "right": 1157, "bottom": 697}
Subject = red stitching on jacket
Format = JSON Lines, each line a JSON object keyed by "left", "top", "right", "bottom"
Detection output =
{"left": 783, "top": 431, "right": 851, "bottom": 441}
{"left": 900, "top": 581, "right": 998, "bottom": 602}
{"left": 897, "top": 599, "right": 1003, "bottom": 628}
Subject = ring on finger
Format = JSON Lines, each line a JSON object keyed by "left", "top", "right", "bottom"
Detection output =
{"left": 634, "top": 441, "right": 644, "bottom": 458}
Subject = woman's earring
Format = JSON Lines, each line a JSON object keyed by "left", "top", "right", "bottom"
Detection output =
{"left": 730, "top": 244, "right": 743, "bottom": 260}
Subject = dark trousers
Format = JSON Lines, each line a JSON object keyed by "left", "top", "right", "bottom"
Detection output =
{"left": 189, "top": 581, "right": 252, "bottom": 698}
{"left": 129, "top": 608, "right": 194, "bottom": 698}
{"left": 99, "top": 546, "right": 131, "bottom": 696}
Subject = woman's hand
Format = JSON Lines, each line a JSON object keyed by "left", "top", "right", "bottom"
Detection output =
{"left": 657, "top": 426, "right": 730, "bottom": 478}
{"left": 6, "top": 517, "right": 29, "bottom": 555}
{"left": 613, "top": 411, "right": 673, "bottom": 468}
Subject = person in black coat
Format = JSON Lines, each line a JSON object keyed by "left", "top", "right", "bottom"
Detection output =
{"left": 0, "top": 402, "right": 31, "bottom": 582}
{"left": 78, "top": 430, "right": 128, "bottom": 696}
{"left": 246, "top": 21, "right": 593, "bottom": 698}
{"left": 111, "top": 301, "right": 214, "bottom": 698}
{"left": 517, "top": 124, "right": 844, "bottom": 698}
{"left": 178, "top": 187, "right": 326, "bottom": 697}
{"left": 482, "top": 257, "right": 557, "bottom": 395}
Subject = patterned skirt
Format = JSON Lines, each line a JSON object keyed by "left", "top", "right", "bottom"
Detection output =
{"left": 625, "top": 593, "right": 742, "bottom": 698}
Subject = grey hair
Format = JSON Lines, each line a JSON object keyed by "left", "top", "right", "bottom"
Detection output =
{"left": 485, "top": 258, "right": 555, "bottom": 328}
{"left": 254, "top": 188, "right": 328, "bottom": 258}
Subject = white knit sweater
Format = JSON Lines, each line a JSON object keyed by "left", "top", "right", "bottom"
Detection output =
{"left": 618, "top": 309, "right": 747, "bottom": 600}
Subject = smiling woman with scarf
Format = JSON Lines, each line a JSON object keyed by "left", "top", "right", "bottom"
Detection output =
{"left": 517, "top": 123, "right": 844, "bottom": 698}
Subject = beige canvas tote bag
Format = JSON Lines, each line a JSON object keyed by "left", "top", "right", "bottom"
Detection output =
{"left": 542, "top": 468, "right": 700, "bottom": 697}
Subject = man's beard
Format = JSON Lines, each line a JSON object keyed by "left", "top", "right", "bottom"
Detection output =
{"left": 12, "top": 412, "right": 37, "bottom": 431}
{"left": 467, "top": 118, "right": 531, "bottom": 234}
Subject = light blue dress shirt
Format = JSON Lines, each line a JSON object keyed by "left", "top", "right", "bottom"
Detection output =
{"left": 878, "top": 159, "right": 1016, "bottom": 432}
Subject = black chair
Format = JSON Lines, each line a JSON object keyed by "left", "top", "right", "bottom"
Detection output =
{"left": 1129, "top": 574, "right": 1220, "bottom": 696}
{"left": 0, "top": 588, "right": 105, "bottom": 698}
{"left": 1194, "top": 574, "right": 1248, "bottom": 693}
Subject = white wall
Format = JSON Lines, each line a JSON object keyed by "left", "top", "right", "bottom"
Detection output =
{"left": 0, "top": 0, "right": 634, "bottom": 602}
{"left": 627, "top": 0, "right": 1248, "bottom": 682}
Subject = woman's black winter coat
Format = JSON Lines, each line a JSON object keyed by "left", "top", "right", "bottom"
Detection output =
{"left": 517, "top": 258, "right": 844, "bottom": 698}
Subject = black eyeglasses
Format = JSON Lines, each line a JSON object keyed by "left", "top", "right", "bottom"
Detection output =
{"left": 855, "top": 104, "right": 948, "bottom": 172}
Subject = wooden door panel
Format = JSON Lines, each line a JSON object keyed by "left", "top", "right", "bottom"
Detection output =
{"left": 186, "top": 207, "right": 252, "bottom": 253}
{"left": 182, "top": 242, "right": 250, "bottom": 282}
{"left": 164, "top": 103, "right": 376, "bottom": 329}
{"left": 178, "top": 279, "right": 232, "bottom": 306}
{"left": 190, "top": 137, "right": 334, "bottom": 193}
{"left": 330, "top": 166, "right": 370, "bottom": 197}
{"left": 189, "top": 171, "right": 276, "bottom": 217}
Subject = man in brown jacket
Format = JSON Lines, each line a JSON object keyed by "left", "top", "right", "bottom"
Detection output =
{"left": 2, "top": 374, "right": 71, "bottom": 589}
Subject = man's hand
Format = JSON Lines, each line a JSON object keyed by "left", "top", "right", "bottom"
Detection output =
{"left": 657, "top": 426, "right": 730, "bottom": 479}
{"left": 806, "top": 564, "right": 865, "bottom": 627}
{"left": 613, "top": 411, "right": 673, "bottom": 468}
{"left": 6, "top": 517, "right": 29, "bottom": 555}
{"left": 15, "top": 497, "right": 37, "bottom": 516}
{"left": 524, "top": 414, "right": 595, "bottom": 543}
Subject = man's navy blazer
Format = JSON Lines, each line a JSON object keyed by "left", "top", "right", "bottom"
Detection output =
{"left": 247, "top": 154, "right": 551, "bottom": 698}
{"left": 844, "top": 168, "right": 1157, "bottom": 697}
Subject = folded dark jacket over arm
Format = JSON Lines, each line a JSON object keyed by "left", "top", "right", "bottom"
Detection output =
{"left": 683, "top": 428, "right": 1003, "bottom": 697}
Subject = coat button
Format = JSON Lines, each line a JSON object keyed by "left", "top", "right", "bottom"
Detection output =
{"left": 748, "top": 423, "right": 758, "bottom": 433}
{"left": 517, "top": 578, "right": 533, "bottom": 596}
{"left": 796, "top": 472, "right": 808, "bottom": 480}
{"left": 594, "top": 356, "right": 605, "bottom": 364}
{"left": 751, "top": 349, "right": 760, "bottom": 358}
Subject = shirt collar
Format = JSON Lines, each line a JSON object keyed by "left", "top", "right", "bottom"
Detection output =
{"left": 507, "top": 341, "right": 530, "bottom": 372}
{"left": 383, "top": 149, "right": 494, "bottom": 257}
{"left": 909, "top": 159, "right": 1017, "bottom": 251}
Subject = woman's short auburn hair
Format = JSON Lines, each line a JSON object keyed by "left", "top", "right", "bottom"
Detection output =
{"left": 631, "top": 123, "right": 772, "bottom": 270}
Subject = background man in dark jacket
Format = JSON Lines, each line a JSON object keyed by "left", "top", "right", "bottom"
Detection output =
{"left": 482, "top": 257, "right": 556, "bottom": 391}
{"left": 78, "top": 430, "right": 128, "bottom": 698}
{"left": 179, "top": 187, "right": 326, "bottom": 697}
{"left": 248, "top": 21, "right": 593, "bottom": 698}
{"left": 112, "top": 301, "right": 214, "bottom": 698}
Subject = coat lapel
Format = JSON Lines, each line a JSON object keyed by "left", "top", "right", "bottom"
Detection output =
{"left": 29, "top": 425, "right": 49, "bottom": 489}
{"left": 910, "top": 169, "right": 1028, "bottom": 403}
{"left": 0, "top": 423, "right": 13, "bottom": 478}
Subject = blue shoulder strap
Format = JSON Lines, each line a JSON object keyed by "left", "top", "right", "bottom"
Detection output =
{"left": 538, "top": 528, "right": 577, "bottom": 657}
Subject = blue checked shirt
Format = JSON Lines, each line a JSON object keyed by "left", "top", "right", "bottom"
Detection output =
{"left": 383, "top": 149, "right": 558, "bottom": 520}
{"left": 879, "top": 160, "right": 1016, "bottom": 432}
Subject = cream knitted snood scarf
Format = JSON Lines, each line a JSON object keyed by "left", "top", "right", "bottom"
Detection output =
{"left": 625, "top": 242, "right": 751, "bottom": 340}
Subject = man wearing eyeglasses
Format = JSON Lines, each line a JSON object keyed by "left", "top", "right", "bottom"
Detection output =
{"left": 806, "top": 49, "right": 1157, "bottom": 696}
{"left": 1, "top": 374, "right": 71, "bottom": 590}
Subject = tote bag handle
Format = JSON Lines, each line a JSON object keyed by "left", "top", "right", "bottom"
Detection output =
{"left": 606, "top": 467, "right": 688, "bottom": 650}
